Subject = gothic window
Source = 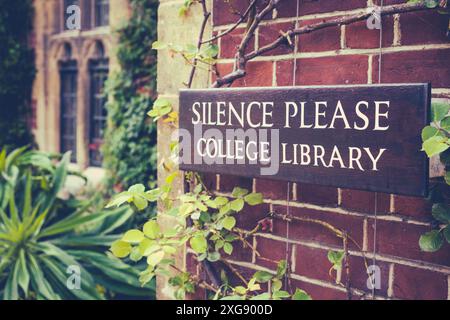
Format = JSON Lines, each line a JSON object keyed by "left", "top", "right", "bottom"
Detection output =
{"left": 95, "top": 0, "right": 110, "bottom": 27}
{"left": 60, "top": 60, "right": 78, "bottom": 162}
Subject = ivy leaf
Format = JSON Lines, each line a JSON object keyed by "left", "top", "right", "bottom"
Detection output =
{"left": 419, "top": 230, "right": 444, "bottom": 252}
{"left": 232, "top": 187, "right": 249, "bottom": 198}
{"left": 244, "top": 193, "right": 263, "bottom": 205}
{"left": 130, "top": 247, "right": 143, "bottom": 262}
{"left": 222, "top": 216, "right": 236, "bottom": 231}
{"left": 292, "top": 289, "right": 312, "bottom": 300}
{"left": 110, "top": 240, "right": 132, "bottom": 258}
{"left": 143, "top": 220, "right": 160, "bottom": 239}
{"left": 327, "top": 250, "right": 345, "bottom": 268}
{"left": 431, "top": 203, "right": 450, "bottom": 223}
{"left": 253, "top": 271, "right": 273, "bottom": 283}
{"left": 122, "top": 229, "right": 145, "bottom": 243}
{"left": 230, "top": 198, "right": 245, "bottom": 212}
{"left": 129, "top": 184, "right": 145, "bottom": 193}
{"left": 422, "top": 136, "right": 449, "bottom": 157}
{"left": 432, "top": 102, "right": 450, "bottom": 122}
{"left": 190, "top": 234, "right": 207, "bottom": 253}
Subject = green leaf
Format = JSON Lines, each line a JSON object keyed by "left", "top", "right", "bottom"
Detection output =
{"left": 419, "top": 230, "right": 444, "bottom": 252}
{"left": 222, "top": 216, "right": 236, "bottom": 231}
{"left": 432, "top": 203, "right": 450, "bottom": 223}
{"left": 276, "top": 260, "right": 287, "bottom": 278}
{"left": 244, "top": 193, "right": 263, "bottom": 205}
{"left": 128, "top": 184, "right": 145, "bottom": 193}
{"left": 251, "top": 292, "right": 271, "bottom": 300}
{"left": 232, "top": 187, "right": 249, "bottom": 198}
{"left": 421, "top": 126, "right": 440, "bottom": 141}
{"left": 253, "top": 271, "right": 273, "bottom": 283}
{"left": 441, "top": 116, "right": 450, "bottom": 131}
{"left": 230, "top": 198, "right": 245, "bottom": 212}
{"left": 147, "top": 250, "right": 165, "bottom": 266}
{"left": 143, "top": 220, "right": 160, "bottom": 239}
{"left": 110, "top": 240, "right": 132, "bottom": 258}
{"left": 190, "top": 234, "right": 207, "bottom": 253}
{"left": 234, "top": 286, "right": 247, "bottom": 295}
{"left": 273, "top": 290, "right": 290, "bottom": 299}
{"left": 422, "top": 136, "right": 449, "bottom": 157}
{"left": 443, "top": 225, "right": 450, "bottom": 243}
{"left": 207, "top": 251, "right": 221, "bottom": 262}
{"left": 223, "top": 242, "right": 233, "bottom": 255}
{"left": 432, "top": 102, "right": 450, "bottom": 122}
{"left": 327, "top": 250, "right": 345, "bottom": 267}
{"left": 122, "top": 229, "right": 144, "bottom": 243}
{"left": 292, "top": 288, "right": 312, "bottom": 300}
{"left": 214, "top": 196, "right": 229, "bottom": 206}
{"left": 152, "top": 41, "right": 168, "bottom": 50}
{"left": 445, "top": 171, "right": 450, "bottom": 185}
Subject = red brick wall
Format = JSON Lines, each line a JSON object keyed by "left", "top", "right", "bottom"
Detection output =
{"left": 190, "top": 0, "right": 450, "bottom": 300}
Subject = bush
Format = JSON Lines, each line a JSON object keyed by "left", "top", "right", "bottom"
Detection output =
{"left": 0, "top": 147, "right": 155, "bottom": 299}
{"left": 102, "top": 0, "right": 158, "bottom": 192}
{"left": 0, "top": 0, "right": 35, "bottom": 151}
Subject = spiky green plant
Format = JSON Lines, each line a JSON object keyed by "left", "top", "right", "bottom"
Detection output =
{"left": 0, "top": 147, "right": 155, "bottom": 300}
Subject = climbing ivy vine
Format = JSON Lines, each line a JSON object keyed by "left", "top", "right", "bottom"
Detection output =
{"left": 0, "top": 0, "right": 35, "bottom": 151}
{"left": 102, "top": 0, "right": 158, "bottom": 193}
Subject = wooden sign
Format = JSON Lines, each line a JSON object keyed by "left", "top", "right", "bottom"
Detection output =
{"left": 179, "top": 84, "right": 430, "bottom": 196}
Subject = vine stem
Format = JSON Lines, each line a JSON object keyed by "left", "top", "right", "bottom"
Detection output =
{"left": 187, "top": 0, "right": 211, "bottom": 88}
{"left": 212, "top": 1, "right": 446, "bottom": 88}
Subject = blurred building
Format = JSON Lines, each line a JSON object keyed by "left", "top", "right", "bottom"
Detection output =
{"left": 31, "top": 0, "right": 130, "bottom": 181}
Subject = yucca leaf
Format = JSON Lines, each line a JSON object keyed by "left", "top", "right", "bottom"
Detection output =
{"left": 22, "top": 170, "right": 33, "bottom": 220}
{"left": 27, "top": 253, "right": 59, "bottom": 300}
{"left": 16, "top": 250, "right": 30, "bottom": 296}
{"left": 3, "top": 267, "right": 18, "bottom": 300}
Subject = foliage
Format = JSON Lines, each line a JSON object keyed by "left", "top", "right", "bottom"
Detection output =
{"left": 0, "top": 0, "right": 35, "bottom": 151}
{"left": 102, "top": 0, "right": 158, "bottom": 192}
{"left": 420, "top": 102, "right": 450, "bottom": 252}
{"left": 107, "top": 178, "right": 311, "bottom": 300}
{"left": 0, "top": 147, "right": 154, "bottom": 299}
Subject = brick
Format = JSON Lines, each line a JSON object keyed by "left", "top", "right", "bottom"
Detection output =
{"left": 273, "top": 205, "right": 365, "bottom": 249}
{"left": 393, "top": 265, "right": 448, "bottom": 300}
{"left": 255, "top": 236, "right": 293, "bottom": 270}
{"left": 393, "top": 194, "right": 432, "bottom": 219}
{"left": 341, "top": 189, "right": 390, "bottom": 214}
{"left": 219, "top": 27, "right": 254, "bottom": 59}
{"left": 276, "top": 0, "right": 367, "bottom": 18}
{"left": 213, "top": 0, "right": 271, "bottom": 26}
{"left": 298, "top": 18, "right": 341, "bottom": 52}
{"left": 297, "top": 183, "right": 338, "bottom": 207}
{"left": 345, "top": 256, "right": 390, "bottom": 297}
{"left": 294, "top": 245, "right": 334, "bottom": 283}
{"left": 345, "top": 17, "right": 394, "bottom": 49}
{"left": 290, "top": 278, "right": 348, "bottom": 300}
{"left": 227, "top": 237, "right": 254, "bottom": 263}
{"left": 258, "top": 22, "right": 295, "bottom": 56}
{"left": 373, "top": 49, "right": 450, "bottom": 87}
{"left": 218, "top": 174, "right": 253, "bottom": 193}
{"left": 235, "top": 203, "right": 271, "bottom": 231}
{"left": 277, "top": 55, "right": 369, "bottom": 86}
{"left": 400, "top": 10, "right": 450, "bottom": 45}
{"left": 254, "top": 178, "right": 289, "bottom": 200}
{"left": 367, "top": 218, "right": 450, "bottom": 266}
{"left": 216, "top": 61, "right": 273, "bottom": 87}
